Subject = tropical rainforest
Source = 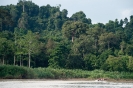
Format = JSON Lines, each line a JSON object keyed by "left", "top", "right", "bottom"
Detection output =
{"left": 0, "top": 0, "right": 133, "bottom": 73}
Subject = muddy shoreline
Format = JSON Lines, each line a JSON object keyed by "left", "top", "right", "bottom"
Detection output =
{"left": 0, "top": 78, "right": 133, "bottom": 83}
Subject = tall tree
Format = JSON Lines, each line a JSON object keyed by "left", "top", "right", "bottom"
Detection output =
{"left": 0, "top": 8, "right": 13, "bottom": 31}
{"left": 88, "top": 26, "right": 104, "bottom": 54}
{"left": 70, "top": 11, "right": 91, "bottom": 24}
{"left": 105, "top": 20, "right": 115, "bottom": 32}
{"left": 62, "top": 21, "right": 88, "bottom": 42}
{"left": 24, "top": 31, "right": 39, "bottom": 67}
{"left": 18, "top": 12, "right": 28, "bottom": 30}
{"left": 99, "top": 32, "right": 119, "bottom": 51}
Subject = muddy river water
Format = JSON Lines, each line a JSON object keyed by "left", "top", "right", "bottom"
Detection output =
{"left": 0, "top": 80, "right": 133, "bottom": 88}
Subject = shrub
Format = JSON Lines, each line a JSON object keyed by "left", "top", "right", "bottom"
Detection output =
{"left": 0, "top": 65, "right": 36, "bottom": 79}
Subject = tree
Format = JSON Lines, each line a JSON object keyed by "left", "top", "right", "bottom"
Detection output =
{"left": 71, "top": 34, "right": 94, "bottom": 58}
{"left": 118, "top": 41, "right": 126, "bottom": 55}
{"left": 61, "top": 9, "right": 68, "bottom": 18}
{"left": 105, "top": 20, "right": 115, "bottom": 32}
{"left": 128, "top": 56, "right": 133, "bottom": 72}
{"left": 99, "top": 32, "right": 119, "bottom": 50}
{"left": 16, "top": 36, "right": 25, "bottom": 66}
{"left": 45, "top": 38, "right": 55, "bottom": 54}
{"left": 0, "top": 31, "right": 14, "bottom": 65}
{"left": 84, "top": 53, "right": 97, "bottom": 70}
{"left": 98, "top": 49, "right": 113, "bottom": 68}
{"left": 0, "top": 37, "right": 13, "bottom": 65}
{"left": 88, "top": 26, "right": 104, "bottom": 54}
{"left": 54, "top": 18, "right": 62, "bottom": 30}
{"left": 9, "top": 5, "right": 19, "bottom": 31}
{"left": 102, "top": 55, "right": 128, "bottom": 71}
{"left": 39, "top": 5, "right": 51, "bottom": 19}
{"left": 70, "top": 11, "right": 91, "bottom": 24}
{"left": 18, "top": 12, "right": 28, "bottom": 30}
{"left": 48, "top": 43, "right": 70, "bottom": 68}
{"left": 66, "top": 54, "right": 83, "bottom": 69}
{"left": 62, "top": 21, "right": 88, "bottom": 42}
{"left": 0, "top": 8, "right": 13, "bottom": 31}
{"left": 13, "top": 27, "right": 26, "bottom": 66}
{"left": 24, "top": 31, "right": 39, "bottom": 67}
{"left": 125, "top": 44, "right": 133, "bottom": 56}
{"left": 119, "top": 19, "right": 124, "bottom": 27}
{"left": 124, "top": 17, "right": 128, "bottom": 25}
{"left": 0, "top": 37, "right": 7, "bottom": 64}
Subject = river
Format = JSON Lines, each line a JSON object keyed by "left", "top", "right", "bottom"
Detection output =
{"left": 0, "top": 80, "right": 133, "bottom": 88}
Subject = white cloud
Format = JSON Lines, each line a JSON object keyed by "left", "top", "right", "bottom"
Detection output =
{"left": 121, "top": 9, "right": 133, "bottom": 19}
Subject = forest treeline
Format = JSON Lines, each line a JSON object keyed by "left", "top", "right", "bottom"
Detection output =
{"left": 0, "top": 0, "right": 133, "bottom": 72}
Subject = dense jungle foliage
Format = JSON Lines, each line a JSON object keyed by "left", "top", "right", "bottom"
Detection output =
{"left": 0, "top": 0, "right": 133, "bottom": 72}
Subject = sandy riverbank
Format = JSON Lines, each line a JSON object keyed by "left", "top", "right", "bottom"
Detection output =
{"left": 0, "top": 78, "right": 133, "bottom": 83}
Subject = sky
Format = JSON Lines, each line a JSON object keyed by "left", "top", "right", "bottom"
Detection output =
{"left": 0, "top": 0, "right": 133, "bottom": 24}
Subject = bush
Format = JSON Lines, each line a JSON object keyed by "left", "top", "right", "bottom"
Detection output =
{"left": 0, "top": 65, "right": 36, "bottom": 79}
{"left": 1, "top": 65, "right": 133, "bottom": 80}
{"left": 33, "top": 68, "right": 90, "bottom": 79}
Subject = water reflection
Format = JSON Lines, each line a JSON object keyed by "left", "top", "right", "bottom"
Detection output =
{"left": 0, "top": 80, "right": 133, "bottom": 88}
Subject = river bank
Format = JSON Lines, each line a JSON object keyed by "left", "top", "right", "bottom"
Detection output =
{"left": 0, "top": 78, "right": 133, "bottom": 83}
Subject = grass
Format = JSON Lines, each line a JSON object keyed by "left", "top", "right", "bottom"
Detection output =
{"left": 0, "top": 65, "right": 133, "bottom": 80}
{"left": 33, "top": 68, "right": 90, "bottom": 79}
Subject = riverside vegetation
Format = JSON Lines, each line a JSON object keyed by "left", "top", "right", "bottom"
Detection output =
{"left": 0, "top": 0, "right": 133, "bottom": 80}
{"left": 1, "top": 65, "right": 133, "bottom": 80}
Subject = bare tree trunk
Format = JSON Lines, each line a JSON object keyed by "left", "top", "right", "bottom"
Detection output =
{"left": 28, "top": 51, "right": 31, "bottom": 68}
{"left": 20, "top": 55, "right": 21, "bottom": 66}
{"left": 95, "top": 39, "right": 98, "bottom": 54}
{"left": 22, "top": 57, "right": 23, "bottom": 66}
{"left": 95, "top": 39, "right": 97, "bottom": 49}
{"left": 23, "top": 0, "right": 25, "bottom": 12}
{"left": 0, "top": 18, "right": 2, "bottom": 31}
{"left": 120, "top": 45, "right": 123, "bottom": 52}
{"left": 108, "top": 42, "right": 110, "bottom": 50}
{"left": 72, "top": 36, "right": 74, "bottom": 42}
{"left": 14, "top": 32, "right": 16, "bottom": 65}
{"left": 2, "top": 56, "right": 4, "bottom": 65}
{"left": 14, "top": 55, "right": 16, "bottom": 65}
